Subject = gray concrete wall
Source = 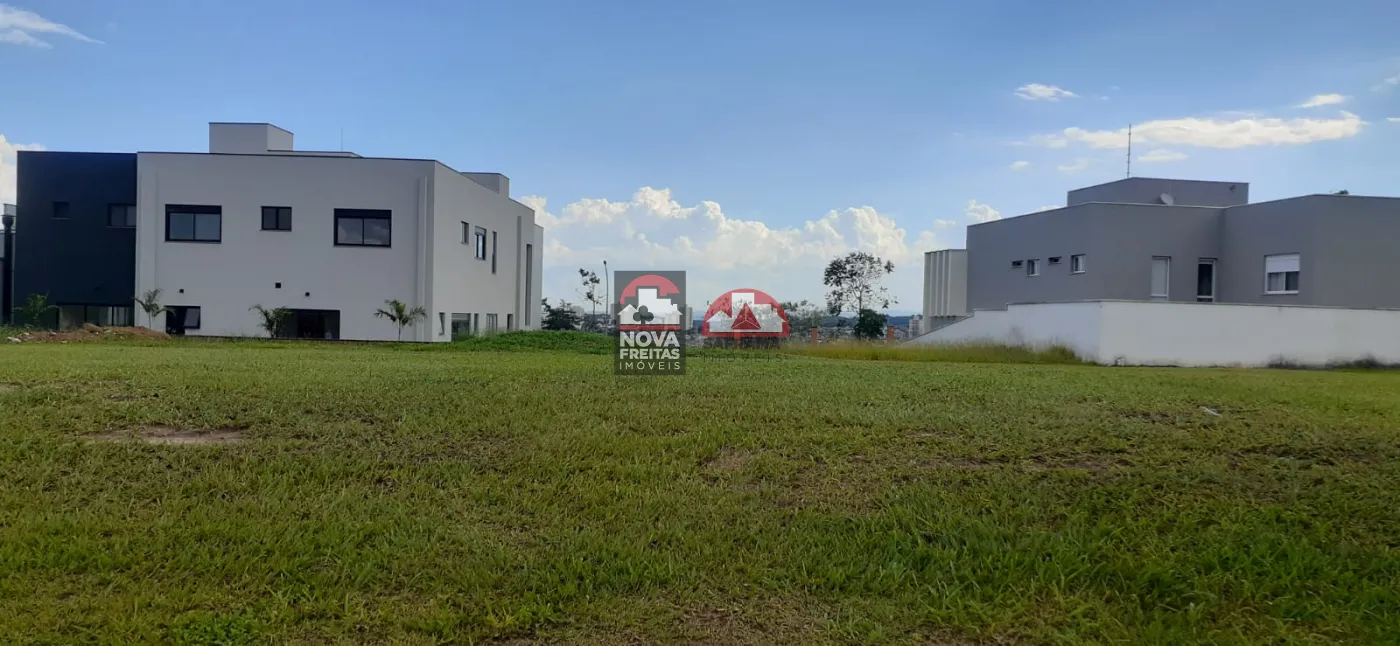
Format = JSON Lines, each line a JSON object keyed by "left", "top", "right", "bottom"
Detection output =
{"left": 967, "top": 203, "right": 1223, "bottom": 309}
{"left": 1068, "top": 177, "right": 1248, "bottom": 207}
{"left": 1220, "top": 195, "right": 1400, "bottom": 308}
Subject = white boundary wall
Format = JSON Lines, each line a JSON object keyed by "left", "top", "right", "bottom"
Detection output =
{"left": 909, "top": 300, "right": 1400, "bottom": 367}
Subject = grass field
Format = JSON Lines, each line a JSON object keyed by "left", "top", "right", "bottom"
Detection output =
{"left": 2, "top": 335, "right": 1399, "bottom": 644}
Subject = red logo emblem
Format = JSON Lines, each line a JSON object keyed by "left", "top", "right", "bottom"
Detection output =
{"left": 701, "top": 288, "right": 790, "bottom": 338}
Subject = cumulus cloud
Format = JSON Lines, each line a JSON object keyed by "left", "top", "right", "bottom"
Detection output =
{"left": 1008, "top": 160, "right": 1029, "bottom": 170}
{"left": 533, "top": 187, "right": 945, "bottom": 308}
{"left": 0, "top": 4, "right": 101, "bottom": 48}
{"left": 1027, "top": 111, "right": 1364, "bottom": 149}
{"left": 933, "top": 219, "right": 958, "bottom": 228}
{"left": 1015, "top": 83, "right": 1077, "bottom": 101}
{"left": 1137, "top": 149, "right": 1188, "bottom": 163}
{"left": 964, "top": 200, "right": 1000, "bottom": 223}
{"left": 1298, "top": 93, "right": 1347, "bottom": 108}
{"left": 1, "top": 133, "right": 45, "bottom": 204}
{"left": 1057, "top": 159, "right": 1090, "bottom": 174}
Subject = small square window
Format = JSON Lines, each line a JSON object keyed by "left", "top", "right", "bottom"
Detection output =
{"left": 1026, "top": 259, "right": 1040, "bottom": 276}
{"left": 262, "top": 206, "right": 292, "bottom": 231}
{"left": 1264, "top": 253, "right": 1300, "bottom": 294}
{"left": 1011, "top": 260, "right": 1023, "bottom": 268}
{"left": 1070, "top": 254, "right": 1085, "bottom": 274}
{"left": 108, "top": 204, "right": 136, "bottom": 227}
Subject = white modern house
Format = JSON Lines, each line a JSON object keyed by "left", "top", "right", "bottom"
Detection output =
{"left": 132, "top": 123, "right": 543, "bottom": 341}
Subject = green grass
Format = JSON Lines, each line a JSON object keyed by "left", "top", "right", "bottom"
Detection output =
{"left": 787, "top": 341, "right": 1087, "bottom": 365}
{"left": 2, "top": 340, "right": 1400, "bottom": 644}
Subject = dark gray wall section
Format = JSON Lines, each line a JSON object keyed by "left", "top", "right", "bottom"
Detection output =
{"left": 1068, "top": 177, "right": 1249, "bottom": 208}
{"left": 967, "top": 203, "right": 1222, "bottom": 309}
{"left": 14, "top": 151, "right": 138, "bottom": 307}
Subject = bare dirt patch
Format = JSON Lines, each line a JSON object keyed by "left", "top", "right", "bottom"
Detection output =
{"left": 7, "top": 325, "right": 167, "bottom": 344}
{"left": 0, "top": 383, "right": 19, "bottom": 393}
{"left": 88, "top": 425, "right": 246, "bottom": 445}
{"left": 702, "top": 447, "right": 749, "bottom": 472}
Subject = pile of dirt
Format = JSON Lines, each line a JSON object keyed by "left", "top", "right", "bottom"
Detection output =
{"left": 6, "top": 324, "right": 168, "bottom": 344}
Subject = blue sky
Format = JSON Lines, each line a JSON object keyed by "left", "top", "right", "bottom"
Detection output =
{"left": 3, "top": 0, "right": 1399, "bottom": 311}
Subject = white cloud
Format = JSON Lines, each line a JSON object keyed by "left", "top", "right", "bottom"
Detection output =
{"left": 1373, "top": 71, "right": 1400, "bottom": 92}
{"left": 1387, "top": 117, "right": 1400, "bottom": 123}
{"left": 1008, "top": 160, "right": 1029, "bottom": 170}
{"left": 964, "top": 200, "right": 1000, "bottom": 223}
{"left": 536, "top": 187, "right": 943, "bottom": 309}
{"left": 1298, "top": 93, "right": 1347, "bottom": 108}
{"left": 1015, "top": 83, "right": 1077, "bottom": 101}
{"left": 1034, "top": 205, "right": 1060, "bottom": 213}
{"left": 1, "top": 133, "right": 45, "bottom": 205}
{"left": 1027, "top": 111, "right": 1364, "bottom": 149}
{"left": 933, "top": 219, "right": 958, "bottom": 228}
{"left": 0, "top": 4, "right": 101, "bottom": 47}
{"left": 1137, "top": 149, "right": 1188, "bottom": 163}
{"left": 1057, "top": 159, "right": 1090, "bottom": 174}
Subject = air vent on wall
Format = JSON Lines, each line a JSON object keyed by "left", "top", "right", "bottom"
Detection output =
{"left": 1011, "top": 260, "right": 1024, "bottom": 268}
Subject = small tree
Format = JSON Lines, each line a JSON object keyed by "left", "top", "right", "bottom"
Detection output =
{"left": 13, "top": 293, "right": 56, "bottom": 329}
{"left": 373, "top": 299, "right": 427, "bottom": 341}
{"left": 577, "top": 269, "right": 603, "bottom": 330}
{"left": 824, "top": 252, "right": 896, "bottom": 316}
{"left": 853, "top": 308, "right": 888, "bottom": 340}
{"left": 780, "top": 299, "right": 826, "bottom": 338}
{"left": 248, "top": 305, "right": 293, "bottom": 338}
{"left": 134, "top": 289, "right": 170, "bottom": 328}
{"left": 542, "top": 299, "right": 582, "bottom": 331}
{"left": 1334, "top": 189, "right": 1350, "bottom": 195}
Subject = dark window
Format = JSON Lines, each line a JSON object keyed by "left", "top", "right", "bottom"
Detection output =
{"left": 166, "top": 306, "right": 201, "bottom": 335}
{"left": 461, "top": 221, "right": 470, "bottom": 244}
{"left": 57, "top": 304, "right": 134, "bottom": 329}
{"left": 525, "top": 244, "right": 533, "bottom": 325}
{"left": 474, "top": 226, "right": 487, "bottom": 259}
{"left": 108, "top": 204, "right": 136, "bottom": 227}
{"left": 1048, "top": 256, "right": 1061, "bottom": 264}
{"left": 166, "top": 205, "right": 222, "bottom": 242}
{"left": 262, "top": 206, "right": 292, "bottom": 231}
{"left": 53, "top": 201, "right": 70, "bottom": 219}
{"left": 1011, "top": 260, "right": 1023, "bottom": 268}
{"left": 335, "top": 209, "right": 391, "bottom": 247}
{"left": 491, "top": 231, "right": 498, "bottom": 274}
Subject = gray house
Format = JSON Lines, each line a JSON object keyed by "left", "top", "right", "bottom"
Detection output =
{"left": 934, "top": 177, "right": 1400, "bottom": 313}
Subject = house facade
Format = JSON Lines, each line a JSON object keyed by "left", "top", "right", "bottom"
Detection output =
{"left": 13, "top": 122, "right": 544, "bottom": 341}
{"left": 925, "top": 177, "right": 1400, "bottom": 315}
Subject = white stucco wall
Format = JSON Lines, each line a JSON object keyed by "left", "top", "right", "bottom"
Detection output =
{"left": 136, "top": 153, "right": 435, "bottom": 341}
{"left": 428, "top": 165, "right": 539, "bottom": 338}
{"left": 909, "top": 300, "right": 1400, "bottom": 367}
{"left": 1098, "top": 301, "right": 1400, "bottom": 367}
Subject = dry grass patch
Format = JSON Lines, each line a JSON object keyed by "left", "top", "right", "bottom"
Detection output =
{"left": 87, "top": 425, "right": 246, "bottom": 445}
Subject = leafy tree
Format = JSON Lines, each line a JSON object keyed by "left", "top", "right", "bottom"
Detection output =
{"left": 823, "top": 252, "right": 896, "bottom": 315}
{"left": 780, "top": 299, "right": 826, "bottom": 336}
{"left": 542, "top": 299, "right": 582, "bottom": 331}
{"left": 13, "top": 293, "right": 56, "bottom": 328}
{"left": 248, "top": 305, "right": 293, "bottom": 338}
{"left": 577, "top": 269, "right": 603, "bottom": 330}
{"left": 1334, "top": 189, "right": 1350, "bottom": 195}
{"left": 853, "top": 308, "right": 888, "bottom": 340}
{"left": 373, "top": 299, "right": 428, "bottom": 341}
{"left": 134, "top": 289, "right": 171, "bottom": 328}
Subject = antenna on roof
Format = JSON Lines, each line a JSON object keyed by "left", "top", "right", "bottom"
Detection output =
{"left": 1125, "top": 123, "right": 1132, "bottom": 178}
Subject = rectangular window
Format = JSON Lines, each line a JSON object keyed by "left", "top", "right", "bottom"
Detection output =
{"left": 491, "top": 231, "right": 498, "bottom": 274}
{"left": 474, "top": 226, "right": 487, "bottom": 259}
{"left": 166, "top": 306, "right": 201, "bottom": 334}
{"left": 53, "top": 201, "right": 69, "bottom": 219}
{"left": 474, "top": 313, "right": 480, "bottom": 333}
{"left": 1011, "top": 260, "right": 1023, "bottom": 268}
{"left": 1197, "top": 259, "right": 1216, "bottom": 302}
{"left": 438, "top": 312, "right": 446, "bottom": 337}
{"left": 525, "top": 244, "right": 533, "bottom": 325}
{"left": 261, "top": 206, "right": 292, "bottom": 231}
{"left": 334, "top": 209, "right": 391, "bottom": 247}
{"left": 1151, "top": 256, "right": 1171, "bottom": 299}
{"left": 1265, "top": 253, "right": 1300, "bottom": 294}
{"left": 108, "top": 204, "right": 136, "bottom": 227}
{"left": 165, "top": 205, "right": 222, "bottom": 242}
{"left": 1025, "top": 259, "right": 1040, "bottom": 276}
{"left": 1048, "top": 256, "right": 1061, "bottom": 265}
{"left": 487, "top": 313, "right": 498, "bottom": 332}
{"left": 56, "top": 305, "right": 134, "bottom": 330}
{"left": 507, "top": 313, "right": 514, "bottom": 331}
{"left": 1070, "top": 254, "right": 1085, "bottom": 274}
{"left": 461, "top": 221, "right": 470, "bottom": 245}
